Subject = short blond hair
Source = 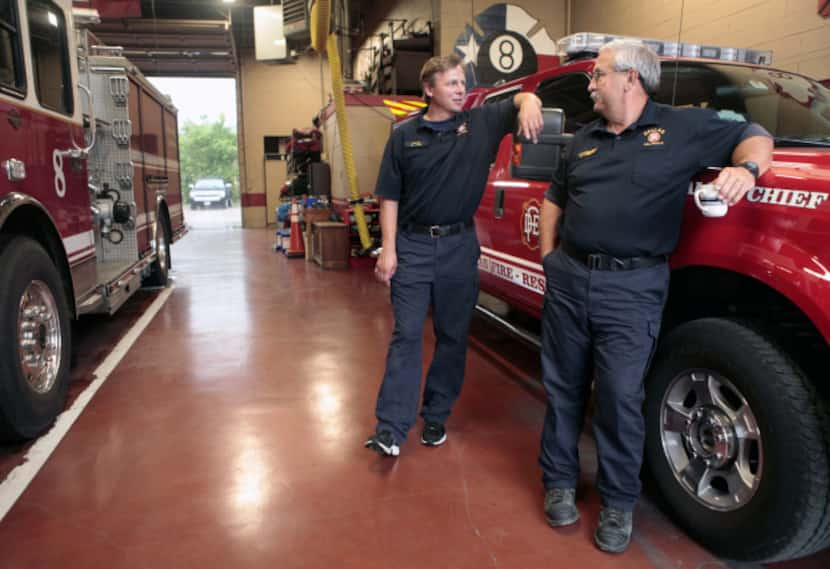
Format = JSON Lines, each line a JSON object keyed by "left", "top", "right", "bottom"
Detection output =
{"left": 419, "top": 53, "right": 464, "bottom": 102}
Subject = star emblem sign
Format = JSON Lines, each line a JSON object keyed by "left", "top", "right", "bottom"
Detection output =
{"left": 457, "top": 34, "right": 480, "bottom": 65}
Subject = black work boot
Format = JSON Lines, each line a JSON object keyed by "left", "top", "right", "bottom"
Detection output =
{"left": 543, "top": 487, "right": 579, "bottom": 527}
{"left": 594, "top": 506, "right": 633, "bottom": 553}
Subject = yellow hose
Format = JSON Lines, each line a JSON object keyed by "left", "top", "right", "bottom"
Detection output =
{"left": 326, "top": 33, "right": 372, "bottom": 251}
{"left": 310, "top": 0, "right": 329, "bottom": 53}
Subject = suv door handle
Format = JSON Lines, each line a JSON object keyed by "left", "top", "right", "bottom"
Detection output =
{"left": 494, "top": 188, "right": 505, "bottom": 218}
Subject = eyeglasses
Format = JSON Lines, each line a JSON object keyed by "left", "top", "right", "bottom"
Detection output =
{"left": 590, "top": 68, "right": 630, "bottom": 82}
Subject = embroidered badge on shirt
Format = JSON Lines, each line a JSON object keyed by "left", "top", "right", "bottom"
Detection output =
{"left": 456, "top": 121, "right": 469, "bottom": 136}
{"left": 578, "top": 147, "right": 598, "bottom": 159}
{"left": 406, "top": 139, "right": 425, "bottom": 148}
{"left": 643, "top": 127, "right": 666, "bottom": 146}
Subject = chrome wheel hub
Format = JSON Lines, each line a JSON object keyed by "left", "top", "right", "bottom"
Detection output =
{"left": 660, "top": 370, "right": 762, "bottom": 511}
{"left": 17, "top": 280, "right": 62, "bottom": 394}
{"left": 684, "top": 406, "right": 736, "bottom": 469}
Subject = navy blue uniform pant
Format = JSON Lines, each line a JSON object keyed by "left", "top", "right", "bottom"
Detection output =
{"left": 374, "top": 227, "right": 480, "bottom": 443}
{"left": 539, "top": 247, "right": 669, "bottom": 510}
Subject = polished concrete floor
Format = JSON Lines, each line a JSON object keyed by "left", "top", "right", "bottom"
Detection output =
{"left": 0, "top": 216, "right": 828, "bottom": 568}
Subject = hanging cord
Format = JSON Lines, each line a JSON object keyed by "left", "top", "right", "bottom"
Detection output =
{"left": 670, "top": 0, "right": 686, "bottom": 102}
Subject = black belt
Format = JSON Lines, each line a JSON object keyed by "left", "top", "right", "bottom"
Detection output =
{"left": 560, "top": 241, "right": 667, "bottom": 271}
{"left": 401, "top": 220, "right": 474, "bottom": 238}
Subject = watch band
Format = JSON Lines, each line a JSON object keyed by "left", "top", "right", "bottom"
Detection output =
{"left": 736, "top": 161, "right": 760, "bottom": 180}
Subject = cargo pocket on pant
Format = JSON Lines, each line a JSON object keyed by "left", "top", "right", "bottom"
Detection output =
{"left": 644, "top": 319, "right": 661, "bottom": 376}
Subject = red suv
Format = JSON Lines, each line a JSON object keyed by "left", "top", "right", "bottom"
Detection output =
{"left": 472, "top": 33, "right": 830, "bottom": 562}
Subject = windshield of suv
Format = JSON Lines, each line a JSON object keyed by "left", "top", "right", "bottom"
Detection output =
{"left": 194, "top": 178, "right": 225, "bottom": 190}
{"left": 656, "top": 62, "right": 830, "bottom": 145}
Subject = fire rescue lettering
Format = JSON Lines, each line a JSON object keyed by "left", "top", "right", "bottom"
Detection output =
{"left": 687, "top": 182, "right": 828, "bottom": 210}
{"left": 478, "top": 255, "right": 545, "bottom": 295}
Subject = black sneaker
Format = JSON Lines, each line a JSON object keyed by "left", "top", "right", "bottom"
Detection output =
{"left": 543, "top": 487, "right": 579, "bottom": 527}
{"left": 594, "top": 507, "right": 633, "bottom": 553}
{"left": 364, "top": 430, "right": 400, "bottom": 457}
{"left": 420, "top": 421, "right": 447, "bottom": 446}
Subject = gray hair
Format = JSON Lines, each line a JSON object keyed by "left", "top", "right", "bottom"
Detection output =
{"left": 600, "top": 39, "right": 660, "bottom": 94}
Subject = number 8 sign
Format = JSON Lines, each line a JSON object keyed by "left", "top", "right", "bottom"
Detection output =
{"left": 489, "top": 34, "right": 523, "bottom": 74}
{"left": 477, "top": 31, "right": 537, "bottom": 85}
{"left": 453, "top": 3, "right": 557, "bottom": 88}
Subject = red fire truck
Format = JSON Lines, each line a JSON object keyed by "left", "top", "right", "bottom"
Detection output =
{"left": 0, "top": 1, "right": 185, "bottom": 441}
{"left": 470, "top": 33, "right": 830, "bottom": 562}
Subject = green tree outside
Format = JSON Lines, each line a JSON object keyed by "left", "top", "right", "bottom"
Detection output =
{"left": 179, "top": 113, "right": 239, "bottom": 202}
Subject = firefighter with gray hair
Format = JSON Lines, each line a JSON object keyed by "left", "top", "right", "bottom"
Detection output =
{"left": 537, "top": 38, "right": 773, "bottom": 553}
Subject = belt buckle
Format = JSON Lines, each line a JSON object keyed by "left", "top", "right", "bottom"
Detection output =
{"left": 587, "top": 253, "right": 603, "bottom": 270}
{"left": 429, "top": 225, "right": 442, "bottom": 238}
{"left": 611, "top": 257, "right": 628, "bottom": 271}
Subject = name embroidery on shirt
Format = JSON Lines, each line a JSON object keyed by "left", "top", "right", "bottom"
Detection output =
{"left": 578, "top": 147, "right": 598, "bottom": 159}
{"left": 643, "top": 127, "right": 666, "bottom": 146}
{"left": 406, "top": 140, "right": 426, "bottom": 148}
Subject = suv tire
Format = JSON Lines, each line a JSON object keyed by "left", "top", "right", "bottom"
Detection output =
{"left": 644, "top": 317, "right": 830, "bottom": 562}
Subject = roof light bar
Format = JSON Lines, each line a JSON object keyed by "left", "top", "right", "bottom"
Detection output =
{"left": 557, "top": 32, "right": 773, "bottom": 66}
{"left": 71, "top": 7, "right": 101, "bottom": 26}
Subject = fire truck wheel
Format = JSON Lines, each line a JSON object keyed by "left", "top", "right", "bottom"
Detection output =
{"left": 644, "top": 317, "right": 830, "bottom": 562}
{"left": 0, "top": 235, "right": 71, "bottom": 441}
{"left": 144, "top": 216, "right": 171, "bottom": 287}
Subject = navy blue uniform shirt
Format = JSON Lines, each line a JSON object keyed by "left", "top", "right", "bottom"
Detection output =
{"left": 546, "top": 99, "right": 770, "bottom": 257}
{"left": 375, "top": 98, "right": 517, "bottom": 226}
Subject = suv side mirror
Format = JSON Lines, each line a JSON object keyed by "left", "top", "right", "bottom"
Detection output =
{"left": 512, "top": 108, "right": 572, "bottom": 181}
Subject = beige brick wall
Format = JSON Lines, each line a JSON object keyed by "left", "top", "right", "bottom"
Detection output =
{"left": 238, "top": 53, "right": 332, "bottom": 228}
{"left": 323, "top": 105, "right": 398, "bottom": 200}
{"left": 571, "top": 0, "right": 830, "bottom": 79}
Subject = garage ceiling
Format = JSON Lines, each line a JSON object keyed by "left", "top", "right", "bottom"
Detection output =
{"left": 85, "top": 0, "right": 269, "bottom": 77}
{"left": 84, "top": 0, "right": 375, "bottom": 78}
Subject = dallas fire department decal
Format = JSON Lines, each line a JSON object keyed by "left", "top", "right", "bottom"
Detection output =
{"left": 453, "top": 4, "right": 557, "bottom": 88}
{"left": 521, "top": 198, "right": 541, "bottom": 250}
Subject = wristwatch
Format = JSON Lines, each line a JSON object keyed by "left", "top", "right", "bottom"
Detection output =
{"left": 736, "top": 161, "right": 760, "bottom": 180}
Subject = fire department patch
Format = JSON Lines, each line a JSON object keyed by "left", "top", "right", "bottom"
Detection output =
{"left": 521, "top": 198, "right": 541, "bottom": 251}
{"left": 643, "top": 127, "right": 666, "bottom": 146}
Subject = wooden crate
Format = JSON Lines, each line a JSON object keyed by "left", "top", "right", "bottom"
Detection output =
{"left": 311, "top": 222, "right": 350, "bottom": 270}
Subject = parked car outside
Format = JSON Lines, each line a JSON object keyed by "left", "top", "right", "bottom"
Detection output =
{"left": 189, "top": 178, "right": 232, "bottom": 208}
